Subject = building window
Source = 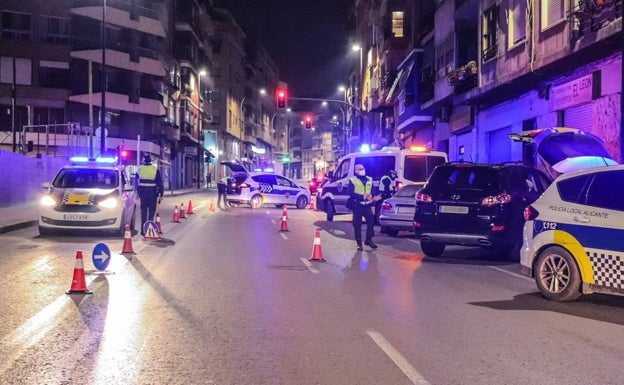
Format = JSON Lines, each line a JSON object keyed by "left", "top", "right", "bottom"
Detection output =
{"left": 435, "top": 34, "right": 455, "bottom": 80}
{"left": 508, "top": 0, "right": 527, "bottom": 47}
{"left": 1, "top": 11, "right": 31, "bottom": 40}
{"left": 392, "top": 11, "right": 404, "bottom": 38}
{"left": 541, "top": 0, "right": 564, "bottom": 30}
{"left": 0, "top": 57, "right": 32, "bottom": 85}
{"left": 38, "top": 60, "right": 69, "bottom": 88}
{"left": 482, "top": 6, "right": 499, "bottom": 62}
{"left": 40, "top": 16, "right": 69, "bottom": 44}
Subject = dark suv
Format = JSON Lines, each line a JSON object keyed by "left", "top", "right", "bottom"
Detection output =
{"left": 413, "top": 162, "right": 551, "bottom": 260}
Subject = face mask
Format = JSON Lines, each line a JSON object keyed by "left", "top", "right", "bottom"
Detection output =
{"left": 356, "top": 170, "right": 365, "bottom": 176}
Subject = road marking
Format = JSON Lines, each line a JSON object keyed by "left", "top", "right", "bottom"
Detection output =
{"left": 488, "top": 266, "right": 532, "bottom": 281}
{"left": 300, "top": 258, "right": 319, "bottom": 274}
{"left": 367, "top": 330, "right": 431, "bottom": 385}
{"left": 280, "top": 232, "right": 288, "bottom": 240}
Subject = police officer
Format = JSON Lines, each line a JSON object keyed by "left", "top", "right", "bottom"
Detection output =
{"left": 217, "top": 175, "right": 229, "bottom": 209}
{"left": 376, "top": 169, "right": 398, "bottom": 225}
{"left": 349, "top": 164, "right": 380, "bottom": 251}
{"left": 136, "top": 153, "right": 164, "bottom": 234}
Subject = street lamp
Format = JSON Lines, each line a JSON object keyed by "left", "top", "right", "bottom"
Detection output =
{"left": 239, "top": 96, "right": 246, "bottom": 160}
{"left": 197, "top": 69, "right": 206, "bottom": 189}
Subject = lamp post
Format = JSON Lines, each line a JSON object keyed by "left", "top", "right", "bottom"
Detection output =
{"left": 197, "top": 70, "right": 206, "bottom": 189}
{"left": 352, "top": 44, "right": 363, "bottom": 109}
{"left": 239, "top": 96, "right": 246, "bottom": 160}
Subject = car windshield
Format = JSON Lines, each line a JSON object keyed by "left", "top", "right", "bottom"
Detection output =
{"left": 53, "top": 169, "right": 118, "bottom": 189}
{"left": 395, "top": 184, "right": 423, "bottom": 197}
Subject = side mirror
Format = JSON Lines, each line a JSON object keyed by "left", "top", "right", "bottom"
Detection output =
{"left": 42, "top": 182, "right": 51, "bottom": 189}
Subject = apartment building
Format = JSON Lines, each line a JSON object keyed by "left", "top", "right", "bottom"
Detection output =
{"left": 354, "top": 0, "right": 622, "bottom": 165}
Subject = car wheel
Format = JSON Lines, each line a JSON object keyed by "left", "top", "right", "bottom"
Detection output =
{"left": 296, "top": 195, "right": 309, "bottom": 209}
{"left": 38, "top": 226, "right": 53, "bottom": 236}
{"left": 325, "top": 199, "right": 334, "bottom": 221}
{"left": 386, "top": 228, "right": 399, "bottom": 237}
{"left": 227, "top": 201, "right": 239, "bottom": 208}
{"left": 534, "top": 246, "right": 582, "bottom": 302}
{"left": 420, "top": 241, "right": 445, "bottom": 257}
{"left": 249, "top": 194, "right": 263, "bottom": 209}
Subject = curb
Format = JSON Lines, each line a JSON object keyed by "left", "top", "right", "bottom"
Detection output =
{"left": 0, "top": 220, "right": 38, "bottom": 234}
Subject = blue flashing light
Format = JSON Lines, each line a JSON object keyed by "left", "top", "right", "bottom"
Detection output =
{"left": 253, "top": 168, "right": 262, "bottom": 172}
{"left": 70, "top": 156, "right": 90, "bottom": 163}
{"left": 263, "top": 168, "right": 274, "bottom": 172}
{"left": 96, "top": 156, "right": 118, "bottom": 164}
{"left": 359, "top": 144, "right": 371, "bottom": 153}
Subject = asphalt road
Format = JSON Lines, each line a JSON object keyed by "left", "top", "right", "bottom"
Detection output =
{"left": 1, "top": 192, "right": 623, "bottom": 385}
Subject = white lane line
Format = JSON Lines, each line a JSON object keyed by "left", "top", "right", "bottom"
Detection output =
{"left": 488, "top": 266, "right": 532, "bottom": 281}
{"left": 300, "top": 258, "right": 319, "bottom": 274}
{"left": 367, "top": 330, "right": 431, "bottom": 385}
{"left": 280, "top": 232, "right": 288, "bottom": 240}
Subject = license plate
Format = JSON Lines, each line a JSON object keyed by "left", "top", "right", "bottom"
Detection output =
{"left": 63, "top": 214, "right": 89, "bottom": 221}
{"left": 439, "top": 205, "right": 469, "bottom": 214}
{"left": 397, "top": 206, "right": 415, "bottom": 214}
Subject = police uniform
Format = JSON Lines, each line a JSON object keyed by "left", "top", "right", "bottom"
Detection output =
{"left": 217, "top": 176, "right": 229, "bottom": 209}
{"left": 136, "top": 154, "right": 164, "bottom": 233}
{"left": 348, "top": 174, "right": 378, "bottom": 251}
{"left": 376, "top": 171, "right": 397, "bottom": 225}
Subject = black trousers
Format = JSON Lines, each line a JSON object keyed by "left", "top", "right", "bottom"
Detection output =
{"left": 217, "top": 184, "right": 227, "bottom": 208}
{"left": 139, "top": 192, "right": 158, "bottom": 232}
{"left": 352, "top": 202, "right": 375, "bottom": 243}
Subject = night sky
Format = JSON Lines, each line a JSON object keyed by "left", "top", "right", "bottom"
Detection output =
{"left": 214, "top": 0, "right": 353, "bottom": 99}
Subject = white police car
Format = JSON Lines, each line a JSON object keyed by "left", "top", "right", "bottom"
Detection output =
{"left": 221, "top": 161, "right": 310, "bottom": 209}
{"left": 39, "top": 156, "right": 137, "bottom": 235}
{"left": 521, "top": 165, "right": 624, "bottom": 301}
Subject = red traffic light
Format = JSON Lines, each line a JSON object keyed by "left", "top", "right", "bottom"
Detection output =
{"left": 276, "top": 88, "right": 287, "bottom": 109}
{"left": 120, "top": 149, "right": 128, "bottom": 158}
{"left": 304, "top": 115, "right": 313, "bottom": 129}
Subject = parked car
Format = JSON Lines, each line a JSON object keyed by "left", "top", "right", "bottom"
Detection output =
{"left": 39, "top": 156, "right": 137, "bottom": 235}
{"left": 413, "top": 161, "right": 551, "bottom": 260}
{"left": 521, "top": 165, "right": 624, "bottom": 301}
{"left": 221, "top": 161, "right": 310, "bottom": 209}
{"left": 379, "top": 183, "right": 424, "bottom": 236}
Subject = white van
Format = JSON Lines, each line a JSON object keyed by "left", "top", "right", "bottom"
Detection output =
{"left": 316, "top": 146, "right": 447, "bottom": 221}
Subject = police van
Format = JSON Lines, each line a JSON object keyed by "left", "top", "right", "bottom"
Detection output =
{"left": 316, "top": 146, "right": 447, "bottom": 221}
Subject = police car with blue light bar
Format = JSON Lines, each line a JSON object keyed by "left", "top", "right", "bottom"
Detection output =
{"left": 521, "top": 164, "right": 624, "bottom": 301}
{"left": 38, "top": 156, "right": 137, "bottom": 235}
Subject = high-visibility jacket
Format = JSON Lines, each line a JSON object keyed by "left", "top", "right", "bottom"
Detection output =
{"left": 137, "top": 164, "right": 158, "bottom": 187}
{"left": 379, "top": 175, "right": 395, "bottom": 193}
{"left": 349, "top": 175, "right": 372, "bottom": 195}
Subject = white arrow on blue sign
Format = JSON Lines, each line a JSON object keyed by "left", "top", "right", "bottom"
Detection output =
{"left": 92, "top": 243, "right": 112, "bottom": 271}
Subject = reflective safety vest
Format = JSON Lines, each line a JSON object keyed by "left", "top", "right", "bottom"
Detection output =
{"left": 379, "top": 175, "right": 395, "bottom": 193}
{"left": 349, "top": 176, "right": 372, "bottom": 195}
{"left": 137, "top": 164, "right": 158, "bottom": 187}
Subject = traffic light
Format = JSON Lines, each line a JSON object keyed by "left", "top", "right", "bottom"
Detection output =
{"left": 304, "top": 115, "right": 313, "bottom": 129}
{"left": 282, "top": 154, "right": 290, "bottom": 163}
{"left": 276, "top": 88, "right": 287, "bottom": 109}
{"left": 118, "top": 146, "right": 129, "bottom": 163}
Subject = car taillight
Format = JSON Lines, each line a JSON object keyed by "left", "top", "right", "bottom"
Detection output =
{"left": 396, "top": 180, "right": 403, "bottom": 190}
{"left": 381, "top": 202, "right": 393, "bottom": 211}
{"left": 415, "top": 191, "right": 432, "bottom": 202}
{"left": 524, "top": 205, "right": 539, "bottom": 221}
{"left": 481, "top": 193, "right": 511, "bottom": 206}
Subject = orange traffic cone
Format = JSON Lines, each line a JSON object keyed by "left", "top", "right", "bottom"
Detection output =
{"left": 187, "top": 200, "right": 194, "bottom": 215}
{"left": 279, "top": 211, "right": 289, "bottom": 232}
{"left": 309, "top": 229, "right": 325, "bottom": 262}
{"left": 120, "top": 224, "right": 136, "bottom": 255}
{"left": 210, "top": 198, "right": 216, "bottom": 212}
{"left": 171, "top": 205, "right": 180, "bottom": 223}
{"left": 282, "top": 204, "right": 288, "bottom": 219}
{"left": 66, "top": 251, "right": 92, "bottom": 294}
{"left": 155, "top": 212, "right": 163, "bottom": 234}
{"left": 180, "top": 202, "right": 186, "bottom": 219}
{"left": 308, "top": 195, "right": 316, "bottom": 210}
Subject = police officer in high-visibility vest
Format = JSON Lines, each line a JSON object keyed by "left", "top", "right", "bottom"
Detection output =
{"left": 217, "top": 175, "right": 229, "bottom": 209}
{"left": 348, "top": 164, "right": 381, "bottom": 251}
{"left": 136, "top": 153, "right": 164, "bottom": 235}
{"left": 376, "top": 169, "right": 398, "bottom": 226}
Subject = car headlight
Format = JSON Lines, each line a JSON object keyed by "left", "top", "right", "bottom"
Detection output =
{"left": 40, "top": 195, "right": 56, "bottom": 207}
{"left": 98, "top": 197, "right": 119, "bottom": 209}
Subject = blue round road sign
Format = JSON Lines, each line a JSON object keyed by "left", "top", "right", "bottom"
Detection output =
{"left": 92, "top": 243, "right": 112, "bottom": 271}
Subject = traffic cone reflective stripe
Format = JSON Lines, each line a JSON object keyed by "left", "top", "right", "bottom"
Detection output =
{"left": 66, "top": 251, "right": 92, "bottom": 294}
{"left": 282, "top": 204, "right": 288, "bottom": 219}
{"left": 120, "top": 225, "right": 136, "bottom": 255}
{"left": 187, "top": 200, "right": 194, "bottom": 214}
{"left": 309, "top": 229, "right": 325, "bottom": 262}
{"left": 180, "top": 203, "right": 186, "bottom": 219}
{"left": 309, "top": 195, "right": 316, "bottom": 210}
{"left": 155, "top": 212, "right": 163, "bottom": 234}
{"left": 279, "top": 214, "right": 289, "bottom": 232}
{"left": 172, "top": 205, "right": 180, "bottom": 223}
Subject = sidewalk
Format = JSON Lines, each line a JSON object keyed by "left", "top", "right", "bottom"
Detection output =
{"left": 0, "top": 187, "right": 211, "bottom": 234}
